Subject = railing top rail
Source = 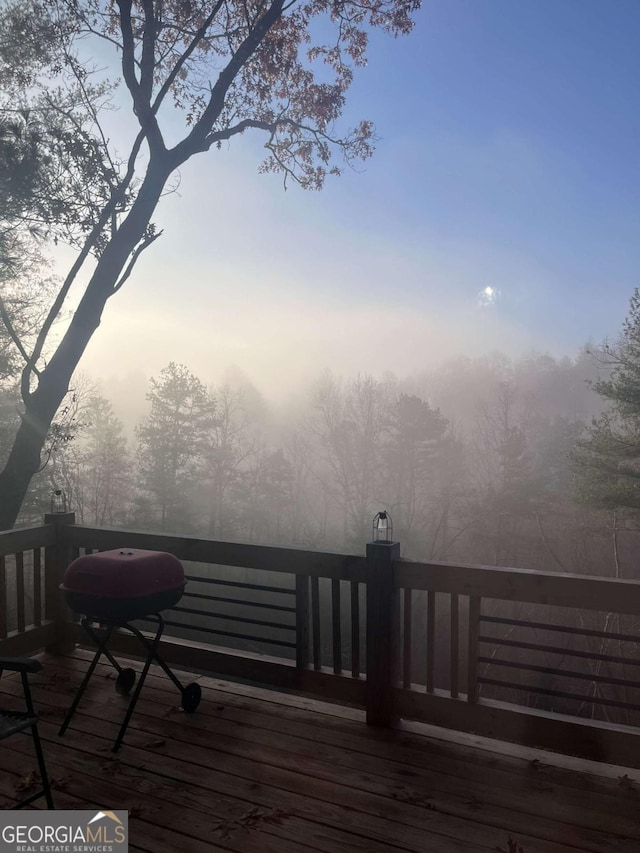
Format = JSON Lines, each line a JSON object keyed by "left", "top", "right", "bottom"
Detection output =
{"left": 0, "top": 524, "right": 55, "bottom": 557}
{"left": 63, "top": 524, "right": 367, "bottom": 582}
{"left": 395, "top": 558, "right": 640, "bottom": 614}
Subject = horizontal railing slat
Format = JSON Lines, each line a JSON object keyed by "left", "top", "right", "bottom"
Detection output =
{"left": 478, "top": 656, "right": 640, "bottom": 690}
{"left": 479, "top": 634, "right": 640, "bottom": 666}
{"left": 183, "top": 576, "right": 295, "bottom": 595}
{"left": 170, "top": 605, "right": 295, "bottom": 631}
{"left": 479, "top": 678, "right": 640, "bottom": 713}
{"left": 181, "top": 591, "right": 296, "bottom": 613}
{"left": 395, "top": 558, "right": 640, "bottom": 614}
{"left": 480, "top": 614, "right": 640, "bottom": 643}
{"left": 64, "top": 525, "right": 366, "bottom": 581}
{"left": 0, "top": 525, "right": 55, "bottom": 558}
{"left": 160, "top": 620, "right": 297, "bottom": 648}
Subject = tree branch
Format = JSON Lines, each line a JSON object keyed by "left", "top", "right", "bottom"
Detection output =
{"left": 20, "top": 126, "right": 147, "bottom": 403}
{"left": 116, "top": 0, "right": 165, "bottom": 154}
{"left": 0, "top": 296, "right": 37, "bottom": 372}
{"left": 140, "top": 0, "right": 157, "bottom": 104}
{"left": 169, "top": 0, "right": 285, "bottom": 166}
{"left": 150, "top": 1, "right": 226, "bottom": 118}
{"left": 112, "top": 229, "right": 163, "bottom": 294}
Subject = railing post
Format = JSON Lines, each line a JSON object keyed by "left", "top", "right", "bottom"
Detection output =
{"left": 295, "top": 574, "right": 310, "bottom": 670}
{"left": 366, "top": 540, "right": 400, "bottom": 726}
{"left": 44, "top": 511, "right": 76, "bottom": 655}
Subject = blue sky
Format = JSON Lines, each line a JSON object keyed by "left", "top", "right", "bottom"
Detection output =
{"left": 76, "top": 0, "right": 640, "bottom": 400}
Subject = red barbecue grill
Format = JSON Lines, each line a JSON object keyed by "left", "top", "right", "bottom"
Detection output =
{"left": 59, "top": 548, "right": 201, "bottom": 752}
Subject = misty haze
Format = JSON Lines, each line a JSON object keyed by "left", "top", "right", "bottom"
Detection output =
{"left": 1, "top": 0, "right": 639, "bottom": 848}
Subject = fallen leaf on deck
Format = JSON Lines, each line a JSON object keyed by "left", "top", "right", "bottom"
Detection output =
{"left": 496, "top": 838, "right": 525, "bottom": 853}
{"left": 211, "top": 807, "right": 291, "bottom": 840}
{"left": 15, "top": 771, "right": 39, "bottom": 793}
{"left": 143, "top": 738, "right": 167, "bottom": 749}
{"left": 391, "top": 787, "right": 437, "bottom": 808}
{"left": 618, "top": 774, "right": 637, "bottom": 791}
{"left": 528, "top": 758, "right": 550, "bottom": 774}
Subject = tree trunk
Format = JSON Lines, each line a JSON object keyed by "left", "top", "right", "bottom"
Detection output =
{"left": 0, "top": 156, "right": 171, "bottom": 530}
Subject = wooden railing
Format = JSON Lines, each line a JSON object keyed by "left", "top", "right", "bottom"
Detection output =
{"left": 394, "top": 558, "right": 640, "bottom": 767}
{"left": 62, "top": 520, "right": 368, "bottom": 707}
{"left": 2, "top": 515, "right": 640, "bottom": 767}
{"left": 0, "top": 522, "right": 58, "bottom": 655}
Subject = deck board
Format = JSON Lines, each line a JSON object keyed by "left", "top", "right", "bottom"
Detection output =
{"left": 0, "top": 649, "right": 638, "bottom": 852}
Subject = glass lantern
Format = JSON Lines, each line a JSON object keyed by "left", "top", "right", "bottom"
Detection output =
{"left": 50, "top": 488, "right": 68, "bottom": 513}
{"left": 372, "top": 510, "right": 393, "bottom": 543}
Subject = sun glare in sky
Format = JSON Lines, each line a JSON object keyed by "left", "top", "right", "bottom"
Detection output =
{"left": 73, "top": 0, "right": 640, "bottom": 405}
{"left": 478, "top": 286, "right": 499, "bottom": 308}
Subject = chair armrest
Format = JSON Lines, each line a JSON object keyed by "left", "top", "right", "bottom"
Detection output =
{"left": 0, "top": 657, "right": 43, "bottom": 674}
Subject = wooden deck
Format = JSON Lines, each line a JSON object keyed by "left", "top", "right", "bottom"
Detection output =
{"left": 1, "top": 648, "right": 639, "bottom": 853}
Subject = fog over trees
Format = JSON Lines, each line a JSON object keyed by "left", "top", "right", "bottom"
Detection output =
{"left": 12, "top": 308, "right": 640, "bottom": 586}
{"left": 0, "top": 0, "right": 419, "bottom": 528}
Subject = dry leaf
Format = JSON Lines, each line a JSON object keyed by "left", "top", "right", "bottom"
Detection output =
{"left": 15, "top": 771, "right": 39, "bottom": 793}
{"left": 618, "top": 774, "right": 637, "bottom": 791}
{"left": 528, "top": 758, "right": 550, "bottom": 774}
{"left": 211, "top": 807, "right": 291, "bottom": 840}
{"left": 496, "top": 839, "right": 525, "bottom": 853}
{"left": 391, "top": 788, "right": 436, "bottom": 808}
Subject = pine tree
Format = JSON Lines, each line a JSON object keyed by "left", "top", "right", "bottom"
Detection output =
{"left": 573, "top": 290, "right": 640, "bottom": 511}
{"left": 136, "top": 363, "right": 215, "bottom": 531}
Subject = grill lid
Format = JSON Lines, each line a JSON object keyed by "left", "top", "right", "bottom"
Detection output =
{"left": 60, "top": 548, "right": 185, "bottom": 599}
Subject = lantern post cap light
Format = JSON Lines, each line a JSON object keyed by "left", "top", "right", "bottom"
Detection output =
{"left": 372, "top": 510, "right": 393, "bottom": 544}
{"left": 50, "top": 488, "right": 68, "bottom": 514}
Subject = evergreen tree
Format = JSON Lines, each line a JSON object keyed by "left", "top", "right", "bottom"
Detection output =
{"left": 136, "top": 363, "right": 215, "bottom": 531}
{"left": 573, "top": 290, "right": 640, "bottom": 511}
{"left": 381, "top": 393, "right": 450, "bottom": 555}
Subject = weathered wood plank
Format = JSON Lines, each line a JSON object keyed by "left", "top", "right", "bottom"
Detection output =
{"left": 0, "top": 622, "right": 56, "bottom": 656}
{"left": 311, "top": 576, "right": 321, "bottom": 670}
{"left": 403, "top": 587, "right": 412, "bottom": 689}
{"left": 350, "top": 581, "right": 360, "bottom": 678}
{"left": 0, "top": 525, "right": 55, "bottom": 558}
{"left": 395, "top": 558, "right": 640, "bottom": 614}
{"left": 15, "top": 551, "right": 25, "bottom": 633}
{"left": 11, "top": 668, "right": 629, "bottom": 853}
{"left": 64, "top": 525, "right": 367, "bottom": 581}
{"left": 396, "top": 687, "right": 640, "bottom": 772}
{"left": 366, "top": 541, "right": 399, "bottom": 727}
{"left": 25, "top": 651, "right": 640, "bottom": 823}
{"left": 450, "top": 593, "right": 459, "bottom": 698}
{"left": 70, "top": 624, "right": 366, "bottom": 706}
{"left": 33, "top": 548, "right": 42, "bottom": 628}
{"left": 426, "top": 590, "right": 435, "bottom": 693}
{"left": 31, "top": 666, "right": 636, "bottom": 852}
{"left": 331, "top": 579, "right": 341, "bottom": 675}
{"left": 0, "top": 556, "right": 5, "bottom": 639}
{"left": 467, "top": 595, "right": 481, "bottom": 704}
{"left": 295, "top": 574, "right": 309, "bottom": 670}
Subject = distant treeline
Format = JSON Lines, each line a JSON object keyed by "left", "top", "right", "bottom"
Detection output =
{"left": 9, "top": 347, "right": 636, "bottom": 583}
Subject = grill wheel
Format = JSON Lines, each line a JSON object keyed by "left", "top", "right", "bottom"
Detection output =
{"left": 181, "top": 682, "right": 202, "bottom": 713}
{"left": 115, "top": 667, "right": 137, "bottom": 696}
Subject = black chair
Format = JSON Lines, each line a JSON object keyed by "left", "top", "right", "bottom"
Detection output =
{"left": 0, "top": 657, "right": 54, "bottom": 808}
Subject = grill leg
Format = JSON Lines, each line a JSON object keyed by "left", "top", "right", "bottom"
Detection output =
{"left": 112, "top": 618, "right": 165, "bottom": 752}
{"left": 59, "top": 621, "right": 116, "bottom": 736}
{"left": 127, "top": 615, "right": 184, "bottom": 693}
